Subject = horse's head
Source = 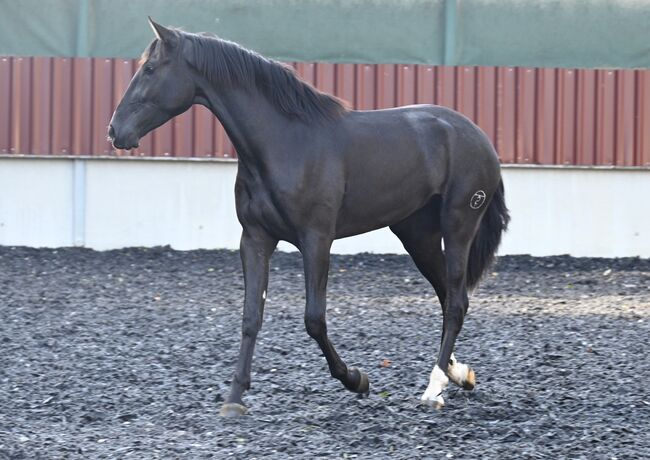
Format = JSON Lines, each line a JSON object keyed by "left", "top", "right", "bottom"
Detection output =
{"left": 108, "top": 18, "right": 195, "bottom": 150}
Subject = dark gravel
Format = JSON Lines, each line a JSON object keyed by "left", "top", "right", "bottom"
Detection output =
{"left": 0, "top": 247, "right": 649, "bottom": 459}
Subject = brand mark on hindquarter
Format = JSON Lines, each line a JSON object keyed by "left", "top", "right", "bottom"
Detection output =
{"left": 470, "top": 190, "right": 486, "bottom": 209}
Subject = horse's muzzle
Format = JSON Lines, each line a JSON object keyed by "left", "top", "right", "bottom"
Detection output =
{"left": 108, "top": 124, "right": 139, "bottom": 150}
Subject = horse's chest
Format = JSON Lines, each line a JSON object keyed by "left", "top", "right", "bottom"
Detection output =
{"left": 235, "top": 179, "right": 297, "bottom": 235}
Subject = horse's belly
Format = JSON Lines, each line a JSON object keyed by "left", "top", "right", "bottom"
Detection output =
{"left": 335, "top": 177, "right": 437, "bottom": 238}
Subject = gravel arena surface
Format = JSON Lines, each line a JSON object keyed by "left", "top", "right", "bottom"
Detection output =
{"left": 1, "top": 247, "right": 649, "bottom": 459}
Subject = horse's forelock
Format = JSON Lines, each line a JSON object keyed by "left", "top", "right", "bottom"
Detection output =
{"left": 138, "top": 40, "right": 158, "bottom": 66}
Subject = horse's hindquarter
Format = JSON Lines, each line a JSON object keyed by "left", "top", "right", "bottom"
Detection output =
{"left": 334, "top": 107, "right": 453, "bottom": 238}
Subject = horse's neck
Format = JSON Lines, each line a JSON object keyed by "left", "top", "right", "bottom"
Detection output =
{"left": 198, "top": 83, "right": 289, "bottom": 165}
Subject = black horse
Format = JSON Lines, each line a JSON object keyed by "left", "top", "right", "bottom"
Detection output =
{"left": 109, "top": 18, "right": 510, "bottom": 417}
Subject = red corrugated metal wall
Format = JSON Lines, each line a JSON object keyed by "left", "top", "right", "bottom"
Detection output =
{"left": 1, "top": 56, "right": 649, "bottom": 166}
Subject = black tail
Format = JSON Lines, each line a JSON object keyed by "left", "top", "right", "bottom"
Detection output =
{"left": 466, "top": 179, "right": 510, "bottom": 290}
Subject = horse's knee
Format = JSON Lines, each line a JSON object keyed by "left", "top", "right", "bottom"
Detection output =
{"left": 304, "top": 312, "right": 326, "bottom": 339}
{"left": 241, "top": 316, "right": 262, "bottom": 338}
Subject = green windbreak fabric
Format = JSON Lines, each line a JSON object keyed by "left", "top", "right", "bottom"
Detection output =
{"left": 0, "top": 0, "right": 445, "bottom": 62}
{"left": 455, "top": 0, "right": 650, "bottom": 68}
{"left": 1, "top": 0, "right": 649, "bottom": 68}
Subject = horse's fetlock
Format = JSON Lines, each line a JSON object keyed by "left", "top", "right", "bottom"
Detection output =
{"left": 330, "top": 365, "right": 347, "bottom": 380}
{"left": 233, "top": 373, "right": 251, "bottom": 390}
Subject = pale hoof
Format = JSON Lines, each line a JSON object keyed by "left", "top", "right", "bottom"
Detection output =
{"left": 420, "top": 365, "right": 449, "bottom": 409}
{"left": 219, "top": 402, "right": 248, "bottom": 417}
{"left": 421, "top": 365, "right": 448, "bottom": 409}
{"left": 421, "top": 392, "right": 445, "bottom": 410}
{"left": 448, "top": 357, "right": 476, "bottom": 391}
{"left": 462, "top": 367, "right": 476, "bottom": 391}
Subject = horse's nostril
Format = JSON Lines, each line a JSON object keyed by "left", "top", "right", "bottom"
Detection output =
{"left": 108, "top": 124, "right": 116, "bottom": 140}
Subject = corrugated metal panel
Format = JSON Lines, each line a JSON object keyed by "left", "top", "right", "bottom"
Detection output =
{"left": 376, "top": 64, "right": 396, "bottom": 109}
{"left": 92, "top": 58, "right": 114, "bottom": 156}
{"left": 71, "top": 58, "right": 93, "bottom": 155}
{"left": 535, "top": 68, "right": 556, "bottom": 165}
{"left": 637, "top": 72, "right": 650, "bottom": 167}
{"left": 476, "top": 67, "right": 497, "bottom": 146}
{"left": 417, "top": 66, "right": 436, "bottom": 106}
{"left": 496, "top": 67, "right": 516, "bottom": 164}
{"left": 0, "top": 57, "right": 12, "bottom": 154}
{"left": 576, "top": 69, "right": 596, "bottom": 166}
{"left": 11, "top": 57, "right": 32, "bottom": 156}
{"left": 2, "top": 56, "right": 650, "bottom": 167}
{"left": 31, "top": 57, "right": 52, "bottom": 155}
{"left": 52, "top": 58, "right": 72, "bottom": 155}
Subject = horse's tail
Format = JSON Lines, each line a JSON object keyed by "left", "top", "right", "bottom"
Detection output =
{"left": 466, "top": 179, "right": 510, "bottom": 290}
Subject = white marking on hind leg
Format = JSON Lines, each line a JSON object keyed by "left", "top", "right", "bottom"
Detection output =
{"left": 447, "top": 353, "right": 475, "bottom": 390}
{"left": 421, "top": 365, "right": 448, "bottom": 408}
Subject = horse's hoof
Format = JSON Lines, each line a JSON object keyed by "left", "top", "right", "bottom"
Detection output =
{"left": 421, "top": 365, "right": 448, "bottom": 409}
{"left": 421, "top": 394, "right": 445, "bottom": 410}
{"left": 462, "top": 368, "right": 476, "bottom": 391}
{"left": 448, "top": 359, "right": 476, "bottom": 391}
{"left": 219, "top": 403, "right": 248, "bottom": 417}
{"left": 350, "top": 367, "right": 370, "bottom": 395}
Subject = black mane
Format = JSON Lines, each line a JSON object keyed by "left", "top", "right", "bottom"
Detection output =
{"left": 182, "top": 32, "right": 346, "bottom": 122}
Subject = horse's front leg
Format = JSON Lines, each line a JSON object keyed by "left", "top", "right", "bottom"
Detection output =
{"left": 301, "top": 234, "right": 369, "bottom": 394}
{"left": 220, "top": 228, "right": 277, "bottom": 417}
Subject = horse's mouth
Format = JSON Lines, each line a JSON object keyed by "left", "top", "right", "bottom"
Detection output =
{"left": 110, "top": 139, "right": 140, "bottom": 151}
{"left": 107, "top": 123, "right": 140, "bottom": 150}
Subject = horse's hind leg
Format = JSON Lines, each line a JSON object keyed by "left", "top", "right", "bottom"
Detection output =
{"left": 390, "top": 201, "right": 475, "bottom": 393}
{"left": 419, "top": 198, "right": 485, "bottom": 408}
{"left": 301, "top": 233, "right": 369, "bottom": 395}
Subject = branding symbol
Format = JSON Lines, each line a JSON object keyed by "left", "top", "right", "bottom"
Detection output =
{"left": 470, "top": 190, "right": 486, "bottom": 209}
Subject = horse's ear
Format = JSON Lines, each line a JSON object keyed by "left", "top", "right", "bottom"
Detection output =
{"left": 148, "top": 16, "right": 176, "bottom": 45}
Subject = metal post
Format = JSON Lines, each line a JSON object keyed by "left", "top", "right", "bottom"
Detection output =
{"left": 72, "top": 159, "right": 87, "bottom": 247}
{"left": 76, "top": 0, "right": 90, "bottom": 57}
{"left": 443, "top": 0, "right": 457, "bottom": 65}
{"left": 73, "top": 0, "right": 89, "bottom": 247}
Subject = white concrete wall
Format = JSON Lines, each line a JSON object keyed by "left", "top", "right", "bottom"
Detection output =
{"left": 0, "top": 157, "right": 648, "bottom": 257}
{"left": 84, "top": 160, "right": 242, "bottom": 250}
{"left": 499, "top": 167, "right": 650, "bottom": 257}
{"left": 0, "top": 159, "right": 75, "bottom": 247}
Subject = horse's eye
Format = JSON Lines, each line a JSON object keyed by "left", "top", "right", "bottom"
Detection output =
{"left": 143, "top": 65, "right": 154, "bottom": 74}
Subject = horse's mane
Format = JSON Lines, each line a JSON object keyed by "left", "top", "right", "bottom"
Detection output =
{"left": 181, "top": 31, "right": 347, "bottom": 122}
